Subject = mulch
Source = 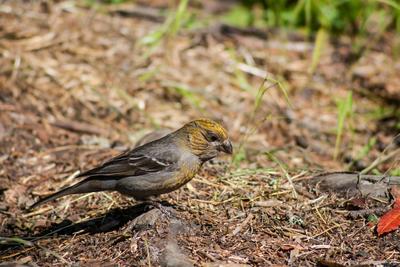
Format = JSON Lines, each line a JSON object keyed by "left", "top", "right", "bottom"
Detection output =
{"left": 1, "top": 1, "right": 399, "bottom": 266}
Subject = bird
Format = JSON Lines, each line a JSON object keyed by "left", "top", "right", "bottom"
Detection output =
{"left": 30, "top": 118, "right": 232, "bottom": 209}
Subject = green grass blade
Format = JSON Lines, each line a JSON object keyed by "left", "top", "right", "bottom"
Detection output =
{"left": 309, "top": 28, "right": 328, "bottom": 74}
{"left": 334, "top": 91, "right": 353, "bottom": 160}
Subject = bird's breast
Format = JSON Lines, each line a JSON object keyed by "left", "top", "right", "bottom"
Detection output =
{"left": 162, "top": 161, "right": 201, "bottom": 192}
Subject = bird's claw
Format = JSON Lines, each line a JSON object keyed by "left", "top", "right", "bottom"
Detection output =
{"left": 146, "top": 201, "right": 174, "bottom": 218}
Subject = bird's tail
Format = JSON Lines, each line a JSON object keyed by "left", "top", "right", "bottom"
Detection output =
{"left": 29, "top": 178, "right": 116, "bottom": 210}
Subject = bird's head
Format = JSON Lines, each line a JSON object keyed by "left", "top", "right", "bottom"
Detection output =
{"left": 178, "top": 118, "right": 232, "bottom": 162}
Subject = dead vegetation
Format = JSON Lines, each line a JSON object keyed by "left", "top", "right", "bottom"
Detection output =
{"left": 1, "top": 1, "right": 400, "bottom": 266}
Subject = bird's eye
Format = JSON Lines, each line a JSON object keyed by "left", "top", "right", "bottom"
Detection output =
{"left": 208, "top": 133, "right": 219, "bottom": 142}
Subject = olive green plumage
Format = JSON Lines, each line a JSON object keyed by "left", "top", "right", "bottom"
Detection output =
{"left": 30, "top": 119, "right": 232, "bottom": 209}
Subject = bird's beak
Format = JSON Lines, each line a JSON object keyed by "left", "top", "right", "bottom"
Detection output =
{"left": 219, "top": 140, "right": 233, "bottom": 154}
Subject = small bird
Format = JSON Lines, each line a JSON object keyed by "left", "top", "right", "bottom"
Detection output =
{"left": 30, "top": 119, "right": 232, "bottom": 209}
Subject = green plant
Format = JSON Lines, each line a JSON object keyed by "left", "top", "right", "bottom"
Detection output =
{"left": 309, "top": 28, "right": 328, "bottom": 74}
{"left": 232, "top": 76, "right": 291, "bottom": 166}
{"left": 334, "top": 91, "right": 353, "bottom": 160}
{"left": 265, "top": 151, "right": 298, "bottom": 198}
{"left": 367, "top": 214, "right": 379, "bottom": 223}
{"left": 169, "top": 85, "right": 204, "bottom": 112}
{"left": 222, "top": 5, "right": 255, "bottom": 27}
{"left": 140, "top": 0, "right": 189, "bottom": 48}
{"left": 235, "top": 0, "right": 400, "bottom": 35}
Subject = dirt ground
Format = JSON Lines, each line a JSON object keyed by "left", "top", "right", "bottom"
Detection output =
{"left": 1, "top": 1, "right": 400, "bottom": 266}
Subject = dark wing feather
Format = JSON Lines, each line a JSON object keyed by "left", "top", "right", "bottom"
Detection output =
{"left": 77, "top": 139, "right": 179, "bottom": 178}
{"left": 77, "top": 150, "right": 133, "bottom": 177}
{"left": 128, "top": 154, "right": 172, "bottom": 175}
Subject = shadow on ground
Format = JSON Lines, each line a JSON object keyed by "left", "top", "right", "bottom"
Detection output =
{"left": 0, "top": 202, "right": 173, "bottom": 254}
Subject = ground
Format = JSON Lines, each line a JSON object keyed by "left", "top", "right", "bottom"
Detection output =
{"left": 1, "top": 1, "right": 400, "bottom": 266}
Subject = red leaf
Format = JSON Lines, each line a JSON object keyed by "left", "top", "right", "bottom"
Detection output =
{"left": 377, "top": 198, "right": 400, "bottom": 236}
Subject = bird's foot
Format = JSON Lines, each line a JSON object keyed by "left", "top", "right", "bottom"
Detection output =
{"left": 123, "top": 208, "right": 163, "bottom": 233}
{"left": 145, "top": 201, "right": 174, "bottom": 218}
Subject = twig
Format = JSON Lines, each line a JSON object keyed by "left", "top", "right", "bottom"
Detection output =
{"left": 191, "top": 197, "right": 237, "bottom": 205}
{"left": 311, "top": 225, "right": 341, "bottom": 238}
{"left": 197, "top": 250, "right": 218, "bottom": 262}
{"left": 144, "top": 238, "right": 152, "bottom": 267}
{"left": 0, "top": 237, "right": 70, "bottom": 264}
{"left": 281, "top": 166, "right": 298, "bottom": 199}
{"left": 361, "top": 148, "right": 400, "bottom": 174}
{"left": 230, "top": 213, "right": 254, "bottom": 236}
{"left": 50, "top": 119, "right": 109, "bottom": 136}
{"left": 348, "top": 207, "right": 389, "bottom": 219}
{"left": 108, "top": 5, "right": 165, "bottom": 23}
{"left": 267, "top": 152, "right": 298, "bottom": 198}
{"left": 210, "top": 23, "right": 269, "bottom": 40}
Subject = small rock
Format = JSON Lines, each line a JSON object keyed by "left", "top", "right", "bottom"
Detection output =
{"left": 202, "top": 263, "right": 251, "bottom": 267}
{"left": 161, "top": 239, "right": 194, "bottom": 267}
{"left": 127, "top": 208, "right": 163, "bottom": 231}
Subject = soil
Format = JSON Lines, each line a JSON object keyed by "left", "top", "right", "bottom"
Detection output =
{"left": 1, "top": 1, "right": 400, "bottom": 266}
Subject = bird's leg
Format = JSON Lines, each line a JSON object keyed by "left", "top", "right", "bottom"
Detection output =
{"left": 123, "top": 197, "right": 173, "bottom": 233}
{"left": 142, "top": 196, "right": 174, "bottom": 218}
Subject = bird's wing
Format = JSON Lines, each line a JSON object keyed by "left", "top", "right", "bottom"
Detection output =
{"left": 128, "top": 154, "right": 172, "bottom": 174}
{"left": 77, "top": 141, "right": 179, "bottom": 178}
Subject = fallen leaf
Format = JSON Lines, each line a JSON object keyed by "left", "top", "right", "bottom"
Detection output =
{"left": 317, "top": 259, "right": 346, "bottom": 267}
{"left": 345, "top": 197, "right": 367, "bottom": 210}
{"left": 377, "top": 198, "right": 400, "bottom": 236}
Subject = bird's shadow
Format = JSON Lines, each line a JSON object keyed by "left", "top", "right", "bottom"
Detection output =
{"left": 37, "top": 203, "right": 151, "bottom": 236}
{"left": 0, "top": 201, "right": 172, "bottom": 254}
